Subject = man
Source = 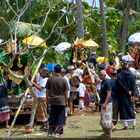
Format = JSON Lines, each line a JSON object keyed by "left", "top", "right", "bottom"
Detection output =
{"left": 32, "top": 68, "right": 48, "bottom": 129}
{"left": 66, "top": 65, "right": 80, "bottom": 114}
{"left": 106, "top": 59, "right": 115, "bottom": 77}
{"left": 117, "top": 60, "right": 136, "bottom": 130}
{"left": 109, "top": 68, "right": 118, "bottom": 130}
{"left": 99, "top": 70, "right": 112, "bottom": 138}
{"left": 46, "top": 65, "right": 68, "bottom": 137}
{"left": 88, "top": 51, "right": 97, "bottom": 68}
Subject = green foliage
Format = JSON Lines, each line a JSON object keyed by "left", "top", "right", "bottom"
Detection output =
{"left": 0, "top": 0, "right": 140, "bottom": 64}
{"left": 129, "top": 21, "right": 140, "bottom": 35}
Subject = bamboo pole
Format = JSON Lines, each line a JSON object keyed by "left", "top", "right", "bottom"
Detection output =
{"left": 8, "top": 49, "right": 47, "bottom": 136}
{"left": 85, "top": 62, "right": 100, "bottom": 101}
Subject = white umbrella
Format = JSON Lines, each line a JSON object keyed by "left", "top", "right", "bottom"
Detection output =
{"left": 55, "top": 42, "right": 71, "bottom": 52}
{"left": 0, "top": 39, "right": 3, "bottom": 44}
{"left": 128, "top": 32, "right": 140, "bottom": 43}
{"left": 122, "top": 55, "right": 134, "bottom": 62}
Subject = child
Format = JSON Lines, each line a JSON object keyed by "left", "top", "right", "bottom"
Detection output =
{"left": 78, "top": 81, "right": 86, "bottom": 110}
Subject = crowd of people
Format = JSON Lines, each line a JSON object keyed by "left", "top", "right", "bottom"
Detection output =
{"left": 0, "top": 51, "right": 140, "bottom": 138}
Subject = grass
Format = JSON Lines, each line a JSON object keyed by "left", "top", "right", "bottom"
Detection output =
{"left": 0, "top": 111, "right": 140, "bottom": 138}
{"left": 64, "top": 113, "right": 140, "bottom": 138}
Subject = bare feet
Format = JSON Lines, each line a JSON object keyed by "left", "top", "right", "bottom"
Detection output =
{"left": 6, "top": 125, "right": 10, "bottom": 129}
{"left": 122, "top": 126, "right": 128, "bottom": 130}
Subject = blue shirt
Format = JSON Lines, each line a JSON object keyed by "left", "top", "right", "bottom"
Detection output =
{"left": 109, "top": 78, "right": 117, "bottom": 100}
{"left": 100, "top": 79, "right": 112, "bottom": 104}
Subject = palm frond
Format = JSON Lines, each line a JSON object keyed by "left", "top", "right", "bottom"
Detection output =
{"left": 11, "top": 21, "right": 41, "bottom": 38}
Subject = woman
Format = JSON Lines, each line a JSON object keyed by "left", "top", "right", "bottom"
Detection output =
{"left": 0, "top": 84, "right": 10, "bottom": 128}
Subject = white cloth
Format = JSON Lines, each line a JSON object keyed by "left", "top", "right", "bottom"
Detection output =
{"left": 34, "top": 76, "right": 48, "bottom": 98}
{"left": 74, "top": 68, "right": 83, "bottom": 81}
{"left": 78, "top": 83, "right": 86, "bottom": 97}
{"left": 64, "top": 75, "right": 70, "bottom": 98}
{"left": 129, "top": 67, "right": 136, "bottom": 75}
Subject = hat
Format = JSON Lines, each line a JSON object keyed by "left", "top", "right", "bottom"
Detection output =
{"left": 91, "top": 51, "right": 96, "bottom": 55}
{"left": 67, "top": 65, "right": 75, "bottom": 70}
{"left": 61, "top": 68, "right": 66, "bottom": 73}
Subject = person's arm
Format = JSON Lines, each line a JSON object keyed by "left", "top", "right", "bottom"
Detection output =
{"left": 64, "top": 91, "right": 68, "bottom": 106}
{"left": 102, "top": 90, "right": 112, "bottom": 110}
{"left": 46, "top": 89, "right": 49, "bottom": 105}
{"left": 31, "top": 81, "right": 42, "bottom": 91}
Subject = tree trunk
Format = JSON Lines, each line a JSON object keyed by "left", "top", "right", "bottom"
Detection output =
{"left": 99, "top": 0, "right": 108, "bottom": 57}
{"left": 76, "top": 0, "right": 84, "bottom": 39}
{"left": 119, "top": 0, "right": 133, "bottom": 54}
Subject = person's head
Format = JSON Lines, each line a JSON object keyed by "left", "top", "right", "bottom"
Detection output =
{"left": 99, "top": 70, "right": 106, "bottom": 80}
{"left": 67, "top": 65, "right": 75, "bottom": 74}
{"left": 76, "top": 61, "right": 82, "bottom": 68}
{"left": 90, "top": 51, "right": 96, "bottom": 56}
{"left": 54, "top": 64, "right": 62, "bottom": 73}
{"left": 109, "top": 59, "right": 115, "bottom": 66}
{"left": 110, "top": 68, "right": 117, "bottom": 77}
{"left": 40, "top": 63, "right": 45, "bottom": 70}
{"left": 121, "top": 61, "right": 131, "bottom": 70}
{"left": 40, "top": 68, "right": 48, "bottom": 78}
{"left": 61, "top": 68, "right": 66, "bottom": 76}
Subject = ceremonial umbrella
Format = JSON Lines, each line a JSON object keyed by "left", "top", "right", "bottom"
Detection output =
{"left": 128, "top": 32, "right": 140, "bottom": 46}
{"left": 0, "top": 39, "right": 3, "bottom": 44}
{"left": 83, "top": 39, "right": 99, "bottom": 48}
{"left": 55, "top": 42, "right": 71, "bottom": 52}
{"left": 97, "top": 57, "right": 108, "bottom": 63}
{"left": 22, "top": 35, "right": 47, "bottom": 47}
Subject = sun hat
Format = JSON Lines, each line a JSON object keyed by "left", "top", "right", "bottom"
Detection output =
{"left": 67, "top": 65, "right": 75, "bottom": 70}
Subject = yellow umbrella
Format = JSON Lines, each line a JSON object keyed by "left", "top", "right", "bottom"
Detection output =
{"left": 22, "top": 35, "right": 47, "bottom": 47}
{"left": 97, "top": 57, "right": 108, "bottom": 63}
{"left": 83, "top": 39, "right": 98, "bottom": 48}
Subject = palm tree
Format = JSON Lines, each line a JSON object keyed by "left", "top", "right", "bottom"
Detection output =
{"left": 75, "top": 0, "right": 84, "bottom": 39}
{"left": 99, "top": 0, "right": 108, "bottom": 57}
{"left": 119, "top": 0, "right": 133, "bottom": 54}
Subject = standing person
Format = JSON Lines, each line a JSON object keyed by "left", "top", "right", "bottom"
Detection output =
{"left": 88, "top": 51, "right": 97, "bottom": 68}
{"left": 32, "top": 68, "right": 48, "bottom": 129}
{"left": 61, "top": 68, "right": 70, "bottom": 123}
{"left": 109, "top": 68, "right": 118, "bottom": 130}
{"left": 78, "top": 79, "right": 86, "bottom": 110}
{"left": 0, "top": 84, "right": 10, "bottom": 128}
{"left": 66, "top": 65, "right": 79, "bottom": 115}
{"left": 117, "top": 60, "right": 136, "bottom": 130}
{"left": 99, "top": 70, "right": 112, "bottom": 138}
{"left": 74, "top": 61, "right": 83, "bottom": 81}
{"left": 46, "top": 65, "right": 68, "bottom": 138}
{"left": 106, "top": 60, "right": 115, "bottom": 77}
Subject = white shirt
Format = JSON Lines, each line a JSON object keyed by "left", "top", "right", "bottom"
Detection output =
{"left": 34, "top": 76, "right": 48, "bottom": 98}
{"left": 74, "top": 68, "right": 83, "bottom": 77}
{"left": 78, "top": 83, "right": 86, "bottom": 97}
{"left": 64, "top": 75, "right": 70, "bottom": 98}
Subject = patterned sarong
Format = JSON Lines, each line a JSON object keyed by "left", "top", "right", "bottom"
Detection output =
{"left": 100, "top": 103, "right": 112, "bottom": 129}
{"left": 0, "top": 112, "right": 10, "bottom": 122}
{"left": 35, "top": 98, "right": 48, "bottom": 122}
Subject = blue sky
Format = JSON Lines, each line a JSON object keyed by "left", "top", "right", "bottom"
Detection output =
{"left": 84, "top": 0, "right": 99, "bottom": 7}
{"left": 67, "top": 0, "right": 99, "bottom": 7}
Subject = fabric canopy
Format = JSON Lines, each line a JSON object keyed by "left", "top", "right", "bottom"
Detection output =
{"left": 22, "top": 35, "right": 47, "bottom": 47}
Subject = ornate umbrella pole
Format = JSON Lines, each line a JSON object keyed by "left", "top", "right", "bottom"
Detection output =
{"left": 86, "top": 62, "right": 100, "bottom": 101}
